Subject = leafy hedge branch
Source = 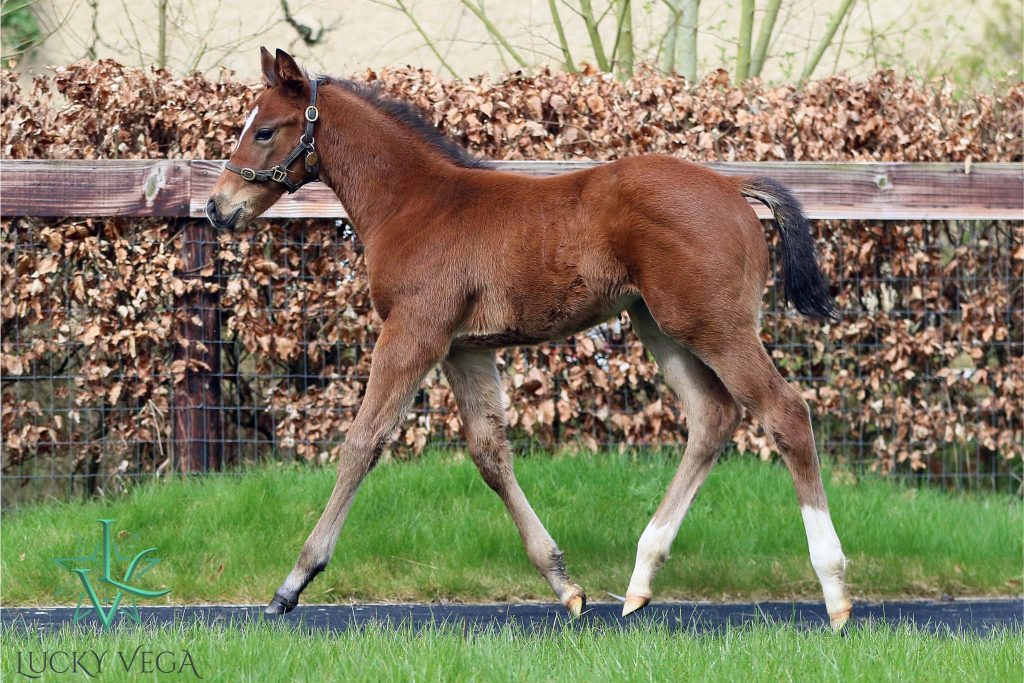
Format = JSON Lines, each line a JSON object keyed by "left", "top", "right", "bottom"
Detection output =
{"left": 1, "top": 62, "right": 1020, "bottom": 479}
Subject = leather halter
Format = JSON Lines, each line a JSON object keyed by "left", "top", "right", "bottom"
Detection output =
{"left": 225, "top": 78, "right": 323, "bottom": 194}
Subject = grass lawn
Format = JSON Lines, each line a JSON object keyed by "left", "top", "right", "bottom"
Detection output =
{"left": 2, "top": 452, "right": 1021, "bottom": 605}
{"left": 2, "top": 620, "right": 1021, "bottom": 682}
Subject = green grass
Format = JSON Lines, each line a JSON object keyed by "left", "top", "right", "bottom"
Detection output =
{"left": 2, "top": 620, "right": 1020, "bottom": 682}
{"left": 2, "top": 452, "right": 1021, "bottom": 605}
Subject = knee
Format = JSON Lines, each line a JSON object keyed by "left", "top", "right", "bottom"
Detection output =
{"left": 463, "top": 408, "right": 506, "bottom": 444}
{"left": 341, "top": 431, "right": 388, "bottom": 470}
{"left": 711, "top": 399, "right": 743, "bottom": 441}
{"left": 466, "top": 435, "right": 511, "bottom": 492}
{"left": 688, "top": 397, "right": 742, "bottom": 447}
{"left": 474, "top": 459, "right": 511, "bottom": 493}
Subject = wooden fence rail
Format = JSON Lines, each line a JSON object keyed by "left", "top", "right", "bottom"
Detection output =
{"left": 3, "top": 160, "right": 1022, "bottom": 220}
{"left": 3, "top": 159, "right": 1021, "bottom": 473}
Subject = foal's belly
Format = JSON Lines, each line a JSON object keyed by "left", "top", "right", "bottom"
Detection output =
{"left": 453, "top": 292, "right": 640, "bottom": 349}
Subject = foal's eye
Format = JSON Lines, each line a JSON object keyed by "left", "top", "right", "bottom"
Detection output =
{"left": 254, "top": 128, "right": 274, "bottom": 142}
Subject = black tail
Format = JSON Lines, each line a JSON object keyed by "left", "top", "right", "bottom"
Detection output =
{"left": 740, "top": 176, "right": 839, "bottom": 321}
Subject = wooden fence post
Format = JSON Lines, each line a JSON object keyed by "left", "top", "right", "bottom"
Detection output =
{"left": 172, "top": 219, "right": 223, "bottom": 472}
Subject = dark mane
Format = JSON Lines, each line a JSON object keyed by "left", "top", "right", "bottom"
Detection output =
{"left": 325, "top": 77, "right": 492, "bottom": 170}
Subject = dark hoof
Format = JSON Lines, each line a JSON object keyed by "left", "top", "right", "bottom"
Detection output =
{"left": 265, "top": 592, "right": 298, "bottom": 615}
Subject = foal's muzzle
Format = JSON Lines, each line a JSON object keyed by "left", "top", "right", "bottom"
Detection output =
{"left": 205, "top": 198, "right": 243, "bottom": 231}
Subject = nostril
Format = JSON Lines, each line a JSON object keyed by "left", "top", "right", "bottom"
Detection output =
{"left": 205, "top": 199, "right": 220, "bottom": 223}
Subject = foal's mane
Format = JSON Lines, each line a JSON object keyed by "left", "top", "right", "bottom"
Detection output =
{"left": 324, "top": 76, "right": 492, "bottom": 170}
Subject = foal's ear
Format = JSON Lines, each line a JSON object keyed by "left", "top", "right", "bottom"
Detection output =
{"left": 260, "top": 46, "right": 278, "bottom": 87}
{"left": 274, "top": 48, "right": 307, "bottom": 96}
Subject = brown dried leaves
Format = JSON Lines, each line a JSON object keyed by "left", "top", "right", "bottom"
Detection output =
{"left": 1, "top": 61, "right": 1020, "bottom": 488}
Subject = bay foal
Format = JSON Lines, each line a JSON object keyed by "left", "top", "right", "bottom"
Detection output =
{"left": 207, "top": 49, "right": 852, "bottom": 630}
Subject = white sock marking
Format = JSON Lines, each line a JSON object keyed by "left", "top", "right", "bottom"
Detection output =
{"left": 800, "top": 506, "right": 848, "bottom": 614}
{"left": 626, "top": 521, "right": 675, "bottom": 597}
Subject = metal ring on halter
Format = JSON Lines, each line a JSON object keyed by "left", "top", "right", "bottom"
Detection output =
{"left": 305, "top": 105, "right": 319, "bottom": 122}
{"left": 240, "top": 168, "right": 256, "bottom": 181}
{"left": 300, "top": 134, "right": 315, "bottom": 147}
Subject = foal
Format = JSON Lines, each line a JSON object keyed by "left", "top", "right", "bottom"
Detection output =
{"left": 207, "top": 48, "right": 852, "bottom": 630}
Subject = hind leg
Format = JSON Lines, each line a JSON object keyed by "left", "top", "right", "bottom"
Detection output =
{"left": 693, "top": 330, "right": 851, "bottom": 630}
{"left": 640, "top": 292, "right": 851, "bottom": 630}
{"left": 622, "top": 302, "right": 742, "bottom": 616}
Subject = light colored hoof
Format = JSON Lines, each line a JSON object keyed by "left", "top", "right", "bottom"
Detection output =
{"left": 621, "top": 594, "right": 651, "bottom": 617}
{"left": 564, "top": 592, "right": 586, "bottom": 618}
{"left": 829, "top": 600, "right": 853, "bottom": 632}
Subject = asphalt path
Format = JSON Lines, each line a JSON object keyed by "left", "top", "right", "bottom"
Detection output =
{"left": 3, "top": 599, "right": 1021, "bottom": 635}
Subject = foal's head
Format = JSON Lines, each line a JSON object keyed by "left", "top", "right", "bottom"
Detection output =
{"left": 206, "top": 48, "right": 317, "bottom": 230}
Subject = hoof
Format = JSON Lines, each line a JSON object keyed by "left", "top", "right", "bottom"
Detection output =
{"left": 621, "top": 593, "right": 650, "bottom": 617}
{"left": 564, "top": 592, "right": 587, "bottom": 618}
{"left": 829, "top": 600, "right": 853, "bottom": 632}
{"left": 265, "top": 592, "right": 298, "bottom": 615}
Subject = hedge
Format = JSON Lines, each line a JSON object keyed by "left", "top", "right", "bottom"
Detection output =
{"left": 1, "top": 61, "right": 1020, "bottom": 500}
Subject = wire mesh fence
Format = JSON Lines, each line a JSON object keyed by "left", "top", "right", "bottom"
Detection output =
{"left": 2, "top": 216, "right": 1021, "bottom": 508}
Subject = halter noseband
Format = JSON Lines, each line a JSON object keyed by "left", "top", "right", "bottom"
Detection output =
{"left": 225, "top": 77, "right": 323, "bottom": 194}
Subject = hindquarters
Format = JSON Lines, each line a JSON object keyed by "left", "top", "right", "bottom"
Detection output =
{"left": 606, "top": 157, "right": 850, "bottom": 629}
{"left": 605, "top": 156, "right": 773, "bottom": 344}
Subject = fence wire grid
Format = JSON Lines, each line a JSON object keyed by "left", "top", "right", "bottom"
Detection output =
{"left": 2, "top": 217, "right": 1021, "bottom": 507}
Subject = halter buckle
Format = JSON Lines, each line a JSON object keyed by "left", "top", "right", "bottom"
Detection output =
{"left": 305, "top": 106, "right": 319, "bottom": 122}
{"left": 240, "top": 167, "right": 256, "bottom": 181}
{"left": 271, "top": 167, "right": 288, "bottom": 183}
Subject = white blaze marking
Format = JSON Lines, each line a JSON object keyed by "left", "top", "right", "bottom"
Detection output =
{"left": 233, "top": 106, "right": 259, "bottom": 152}
{"left": 800, "top": 506, "right": 848, "bottom": 614}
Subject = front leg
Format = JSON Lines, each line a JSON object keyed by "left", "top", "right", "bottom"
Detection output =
{"left": 443, "top": 348, "right": 587, "bottom": 616}
{"left": 266, "top": 317, "right": 451, "bottom": 613}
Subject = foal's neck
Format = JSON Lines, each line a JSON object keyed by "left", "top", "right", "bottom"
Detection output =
{"left": 315, "top": 87, "right": 464, "bottom": 250}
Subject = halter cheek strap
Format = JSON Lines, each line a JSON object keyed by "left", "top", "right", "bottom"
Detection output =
{"left": 225, "top": 77, "right": 322, "bottom": 194}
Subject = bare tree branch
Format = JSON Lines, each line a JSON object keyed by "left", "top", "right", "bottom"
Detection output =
{"left": 659, "top": 0, "right": 700, "bottom": 80}
{"left": 460, "top": 0, "right": 528, "bottom": 68}
{"left": 735, "top": 0, "right": 754, "bottom": 82}
{"left": 681, "top": 0, "right": 700, "bottom": 81}
{"left": 801, "top": 0, "right": 856, "bottom": 82}
{"left": 85, "top": 0, "right": 99, "bottom": 58}
{"left": 578, "top": 0, "right": 610, "bottom": 71}
{"left": 373, "top": 0, "right": 460, "bottom": 78}
{"left": 0, "top": 0, "right": 80, "bottom": 61}
{"left": 548, "top": 0, "right": 576, "bottom": 72}
{"left": 750, "top": 0, "right": 782, "bottom": 77}
{"left": 280, "top": 0, "right": 330, "bottom": 46}
{"left": 158, "top": 0, "right": 168, "bottom": 68}
{"left": 661, "top": 0, "right": 680, "bottom": 73}
{"left": 611, "top": 0, "right": 633, "bottom": 79}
